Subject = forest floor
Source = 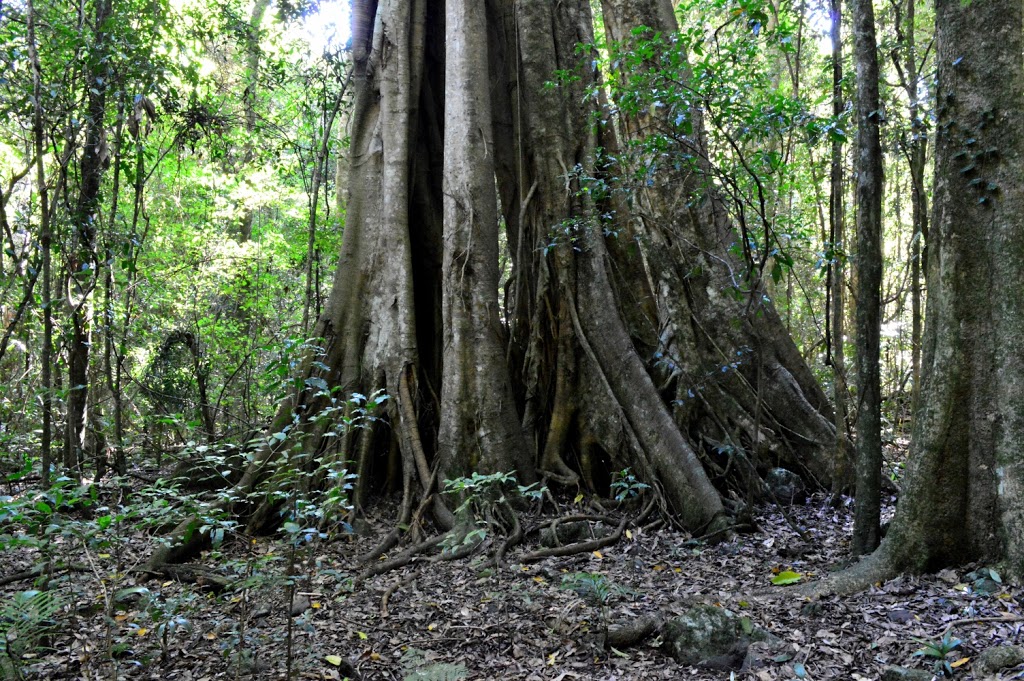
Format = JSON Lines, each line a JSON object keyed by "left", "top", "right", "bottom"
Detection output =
{"left": 2, "top": 456, "right": 1022, "bottom": 680}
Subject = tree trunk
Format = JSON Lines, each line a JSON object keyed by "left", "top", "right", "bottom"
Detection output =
{"left": 892, "top": 0, "right": 928, "bottom": 412}
{"left": 827, "top": 0, "right": 853, "bottom": 493}
{"left": 27, "top": 0, "right": 53, "bottom": 488}
{"left": 65, "top": 0, "right": 113, "bottom": 475}
{"left": 809, "top": 0, "right": 1024, "bottom": 594}
{"left": 149, "top": 0, "right": 840, "bottom": 565}
{"left": 850, "top": 0, "right": 883, "bottom": 556}
{"left": 597, "top": 0, "right": 837, "bottom": 488}
{"left": 437, "top": 0, "right": 533, "bottom": 484}
{"left": 237, "top": 0, "right": 271, "bottom": 243}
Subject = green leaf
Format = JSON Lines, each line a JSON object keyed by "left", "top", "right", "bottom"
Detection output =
{"left": 305, "top": 377, "right": 329, "bottom": 392}
{"left": 325, "top": 655, "right": 343, "bottom": 665}
{"left": 770, "top": 570, "right": 802, "bottom": 585}
{"left": 115, "top": 586, "right": 151, "bottom": 602}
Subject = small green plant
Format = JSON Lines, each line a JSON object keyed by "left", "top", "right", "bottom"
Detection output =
{"left": 964, "top": 567, "right": 1002, "bottom": 595}
{"left": 442, "top": 471, "right": 545, "bottom": 552}
{"left": 610, "top": 468, "right": 649, "bottom": 501}
{"left": 561, "top": 571, "right": 613, "bottom": 607}
{"left": 913, "top": 630, "right": 963, "bottom": 677}
{"left": 0, "top": 589, "right": 62, "bottom": 677}
{"left": 140, "top": 590, "right": 197, "bottom": 664}
{"left": 400, "top": 647, "right": 468, "bottom": 681}
{"left": 560, "top": 571, "right": 629, "bottom": 646}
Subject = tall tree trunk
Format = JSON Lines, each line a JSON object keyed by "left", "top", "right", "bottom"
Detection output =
{"left": 65, "top": 0, "right": 113, "bottom": 475}
{"left": 438, "top": 0, "right": 533, "bottom": 484}
{"left": 850, "top": 0, "right": 884, "bottom": 556}
{"left": 27, "top": 0, "right": 53, "bottom": 488}
{"left": 302, "top": 96, "right": 343, "bottom": 334}
{"left": 237, "top": 0, "right": 271, "bottom": 243}
{"left": 598, "top": 0, "right": 837, "bottom": 487}
{"left": 827, "top": 0, "right": 853, "bottom": 492}
{"left": 811, "top": 0, "right": 1024, "bottom": 594}
{"left": 891, "top": 0, "right": 928, "bottom": 412}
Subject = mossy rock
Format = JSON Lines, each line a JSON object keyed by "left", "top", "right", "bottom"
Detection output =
{"left": 661, "top": 604, "right": 772, "bottom": 668}
{"left": 976, "top": 644, "right": 1024, "bottom": 675}
{"left": 764, "top": 467, "right": 807, "bottom": 505}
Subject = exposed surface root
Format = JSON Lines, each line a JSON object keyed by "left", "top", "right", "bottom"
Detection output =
{"left": 141, "top": 563, "right": 235, "bottom": 593}
{"left": 606, "top": 612, "right": 666, "bottom": 649}
{"left": 521, "top": 514, "right": 630, "bottom": 563}
{"left": 351, "top": 496, "right": 661, "bottom": 584}
{"left": 380, "top": 573, "right": 417, "bottom": 617}
{"left": 0, "top": 563, "right": 89, "bottom": 587}
{"left": 796, "top": 542, "right": 895, "bottom": 598}
{"left": 356, "top": 534, "right": 445, "bottom": 585}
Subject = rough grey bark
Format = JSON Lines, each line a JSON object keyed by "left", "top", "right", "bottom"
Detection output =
{"left": 850, "top": 0, "right": 883, "bottom": 556}
{"left": 807, "top": 0, "right": 1024, "bottom": 594}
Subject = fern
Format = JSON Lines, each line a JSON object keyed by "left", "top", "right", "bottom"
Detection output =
{"left": 400, "top": 647, "right": 468, "bottom": 681}
{"left": 0, "top": 589, "right": 62, "bottom": 676}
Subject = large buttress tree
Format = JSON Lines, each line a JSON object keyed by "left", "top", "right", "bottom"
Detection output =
{"left": 150, "top": 0, "right": 838, "bottom": 565}
{"left": 812, "top": 0, "right": 1024, "bottom": 592}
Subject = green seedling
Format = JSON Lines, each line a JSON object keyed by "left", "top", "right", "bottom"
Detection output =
{"left": 913, "top": 630, "right": 962, "bottom": 677}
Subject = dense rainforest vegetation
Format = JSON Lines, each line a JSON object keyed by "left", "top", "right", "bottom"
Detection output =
{"left": 0, "top": 0, "right": 1021, "bottom": 677}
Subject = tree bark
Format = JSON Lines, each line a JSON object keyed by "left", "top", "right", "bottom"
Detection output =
{"left": 891, "top": 0, "right": 928, "bottom": 412}
{"left": 827, "top": 0, "right": 853, "bottom": 493}
{"left": 438, "top": 0, "right": 533, "bottom": 483}
{"left": 850, "top": 0, "right": 884, "bottom": 556}
{"left": 598, "top": 0, "right": 837, "bottom": 488}
{"left": 27, "top": 0, "right": 53, "bottom": 488}
{"left": 885, "top": 0, "right": 1024, "bottom": 571}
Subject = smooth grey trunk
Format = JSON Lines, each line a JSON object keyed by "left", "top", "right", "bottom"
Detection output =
{"left": 891, "top": 0, "right": 928, "bottom": 411}
{"left": 438, "top": 0, "right": 533, "bottom": 482}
